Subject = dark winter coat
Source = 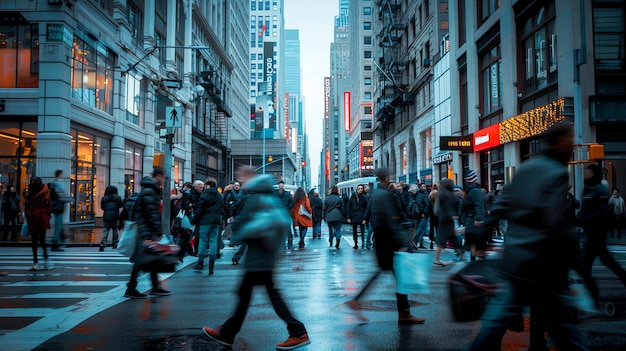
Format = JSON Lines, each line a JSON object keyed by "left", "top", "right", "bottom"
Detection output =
{"left": 275, "top": 189, "right": 294, "bottom": 210}
{"left": 224, "top": 189, "right": 243, "bottom": 217}
{"left": 190, "top": 187, "right": 224, "bottom": 226}
{"left": 483, "top": 149, "right": 572, "bottom": 284}
{"left": 368, "top": 183, "right": 411, "bottom": 270}
{"left": 101, "top": 186, "right": 123, "bottom": 222}
{"left": 436, "top": 181, "right": 457, "bottom": 245}
{"left": 462, "top": 183, "right": 485, "bottom": 235}
{"left": 308, "top": 191, "right": 323, "bottom": 225}
{"left": 132, "top": 176, "right": 163, "bottom": 241}
{"left": 231, "top": 175, "right": 290, "bottom": 272}
{"left": 324, "top": 193, "right": 345, "bottom": 223}
{"left": 576, "top": 182, "right": 610, "bottom": 236}
{"left": 347, "top": 193, "right": 368, "bottom": 224}
{"left": 25, "top": 183, "right": 51, "bottom": 232}
{"left": 2, "top": 192, "right": 20, "bottom": 212}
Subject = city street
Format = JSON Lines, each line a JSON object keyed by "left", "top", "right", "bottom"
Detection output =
{"left": 1, "top": 227, "right": 626, "bottom": 351}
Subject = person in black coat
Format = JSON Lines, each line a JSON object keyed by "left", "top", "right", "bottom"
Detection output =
{"left": 308, "top": 189, "right": 323, "bottom": 239}
{"left": 347, "top": 184, "right": 368, "bottom": 249}
{"left": 124, "top": 167, "right": 170, "bottom": 299}
{"left": 345, "top": 168, "right": 425, "bottom": 325}
{"left": 190, "top": 177, "right": 224, "bottom": 274}
{"left": 575, "top": 163, "right": 626, "bottom": 304}
{"left": 99, "top": 185, "right": 123, "bottom": 251}
{"left": 468, "top": 122, "right": 587, "bottom": 351}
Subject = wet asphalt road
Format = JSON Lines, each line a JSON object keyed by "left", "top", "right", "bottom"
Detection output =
{"left": 7, "top": 227, "right": 626, "bottom": 351}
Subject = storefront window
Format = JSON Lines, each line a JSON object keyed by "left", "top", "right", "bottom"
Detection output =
{"left": 70, "top": 129, "right": 110, "bottom": 222}
{"left": 124, "top": 144, "right": 143, "bottom": 197}
{"left": 480, "top": 146, "right": 504, "bottom": 191}
{"left": 0, "top": 22, "right": 39, "bottom": 88}
{"left": 71, "top": 34, "right": 115, "bottom": 114}
{"left": 0, "top": 122, "right": 37, "bottom": 204}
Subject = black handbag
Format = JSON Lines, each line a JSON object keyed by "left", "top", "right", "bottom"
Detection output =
{"left": 137, "top": 240, "right": 180, "bottom": 273}
{"left": 448, "top": 259, "right": 502, "bottom": 322}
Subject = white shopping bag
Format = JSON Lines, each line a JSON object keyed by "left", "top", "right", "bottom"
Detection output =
{"left": 394, "top": 252, "right": 431, "bottom": 294}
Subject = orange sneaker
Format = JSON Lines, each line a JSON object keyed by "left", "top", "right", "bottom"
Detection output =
{"left": 202, "top": 326, "right": 233, "bottom": 347}
{"left": 345, "top": 299, "right": 364, "bottom": 310}
{"left": 276, "top": 333, "right": 310, "bottom": 350}
{"left": 398, "top": 313, "right": 426, "bottom": 325}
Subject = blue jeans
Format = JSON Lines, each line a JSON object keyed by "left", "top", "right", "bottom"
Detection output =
{"left": 312, "top": 222, "right": 321, "bottom": 237}
{"left": 327, "top": 221, "right": 342, "bottom": 246}
{"left": 365, "top": 223, "right": 374, "bottom": 248}
{"left": 52, "top": 213, "right": 66, "bottom": 246}
{"left": 413, "top": 217, "right": 429, "bottom": 247}
{"left": 298, "top": 225, "right": 308, "bottom": 247}
{"left": 198, "top": 224, "right": 220, "bottom": 259}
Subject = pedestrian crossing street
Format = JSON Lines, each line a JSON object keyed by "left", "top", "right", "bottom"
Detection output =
{"left": 0, "top": 247, "right": 194, "bottom": 351}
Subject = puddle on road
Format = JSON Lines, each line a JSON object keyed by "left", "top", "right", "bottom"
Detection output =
{"left": 143, "top": 333, "right": 248, "bottom": 350}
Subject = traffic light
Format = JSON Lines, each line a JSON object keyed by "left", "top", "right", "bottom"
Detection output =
{"left": 301, "top": 161, "right": 306, "bottom": 167}
{"left": 153, "top": 153, "right": 165, "bottom": 168}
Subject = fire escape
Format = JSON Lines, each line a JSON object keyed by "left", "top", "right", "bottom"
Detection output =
{"left": 375, "top": 0, "right": 408, "bottom": 132}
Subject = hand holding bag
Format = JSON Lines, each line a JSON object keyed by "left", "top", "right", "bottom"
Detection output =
{"left": 394, "top": 252, "right": 431, "bottom": 294}
{"left": 299, "top": 204, "right": 312, "bottom": 218}
{"left": 136, "top": 240, "right": 180, "bottom": 273}
{"left": 117, "top": 220, "right": 138, "bottom": 257}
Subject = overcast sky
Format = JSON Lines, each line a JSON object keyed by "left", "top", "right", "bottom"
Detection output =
{"left": 284, "top": 0, "right": 337, "bottom": 190}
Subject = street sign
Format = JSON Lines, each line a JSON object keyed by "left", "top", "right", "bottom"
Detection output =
{"left": 165, "top": 106, "right": 182, "bottom": 128}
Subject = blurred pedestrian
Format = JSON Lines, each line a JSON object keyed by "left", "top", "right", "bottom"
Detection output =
{"left": 428, "top": 182, "right": 439, "bottom": 250}
{"left": 49, "top": 170, "right": 71, "bottom": 249}
{"left": 363, "top": 185, "right": 375, "bottom": 250}
{"left": 190, "top": 177, "right": 224, "bottom": 275}
{"left": 324, "top": 185, "right": 345, "bottom": 249}
{"left": 100, "top": 185, "right": 123, "bottom": 251}
{"left": 308, "top": 189, "right": 323, "bottom": 239}
{"left": 608, "top": 188, "right": 625, "bottom": 238}
{"left": 462, "top": 170, "right": 486, "bottom": 261}
{"left": 412, "top": 183, "right": 431, "bottom": 249}
{"left": 576, "top": 164, "right": 626, "bottom": 305}
{"left": 346, "top": 167, "right": 426, "bottom": 325}
{"left": 230, "top": 166, "right": 257, "bottom": 265}
{"left": 124, "top": 167, "right": 171, "bottom": 298}
{"left": 202, "top": 174, "right": 310, "bottom": 350}
{"left": 290, "top": 187, "right": 312, "bottom": 249}
{"left": 433, "top": 179, "right": 458, "bottom": 267}
{"left": 24, "top": 177, "right": 51, "bottom": 271}
{"left": 468, "top": 122, "right": 588, "bottom": 351}
{"left": 2, "top": 185, "right": 20, "bottom": 242}
{"left": 347, "top": 184, "right": 368, "bottom": 249}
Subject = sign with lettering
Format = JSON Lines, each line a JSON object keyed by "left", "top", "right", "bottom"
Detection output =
{"left": 432, "top": 152, "right": 453, "bottom": 164}
{"left": 473, "top": 124, "right": 501, "bottom": 152}
{"left": 46, "top": 24, "right": 73, "bottom": 47}
{"left": 440, "top": 135, "right": 473, "bottom": 152}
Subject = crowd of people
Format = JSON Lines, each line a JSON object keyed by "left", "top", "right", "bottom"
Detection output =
{"left": 4, "top": 122, "right": 626, "bottom": 349}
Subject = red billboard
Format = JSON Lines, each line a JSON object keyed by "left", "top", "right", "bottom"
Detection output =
{"left": 473, "top": 124, "right": 501, "bottom": 152}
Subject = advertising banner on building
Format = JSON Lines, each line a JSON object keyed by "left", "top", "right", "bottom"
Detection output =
{"left": 360, "top": 139, "right": 374, "bottom": 172}
{"left": 255, "top": 41, "right": 276, "bottom": 136}
{"left": 473, "top": 124, "right": 501, "bottom": 152}
{"left": 324, "top": 77, "right": 331, "bottom": 119}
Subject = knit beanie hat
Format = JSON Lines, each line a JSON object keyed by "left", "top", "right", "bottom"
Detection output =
{"left": 464, "top": 170, "right": 478, "bottom": 184}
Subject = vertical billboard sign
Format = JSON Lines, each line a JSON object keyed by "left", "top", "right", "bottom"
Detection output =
{"left": 324, "top": 77, "right": 331, "bottom": 119}
{"left": 255, "top": 41, "right": 276, "bottom": 136}
{"left": 284, "top": 93, "right": 290, "bottom": 142}
{"left": 360, "top": 139, "right": 374, "bottom": 171}
{"left": 343, "top": 92, "right": 350, "bottom": 131}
